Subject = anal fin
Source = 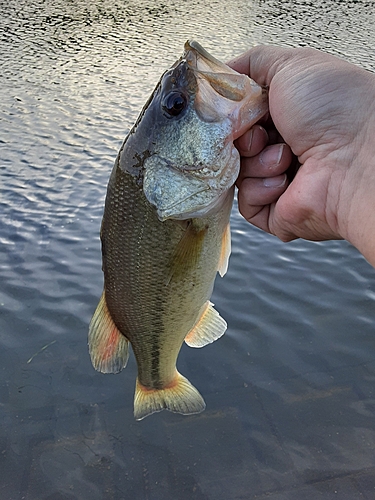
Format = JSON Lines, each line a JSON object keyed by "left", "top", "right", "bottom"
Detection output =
{"left": 88, "top": 291, "right": 129, "bottom": 374}
{"left": 185, "top": 301, "right": 227, "bottom": 348}
{"left": 134, "top": 371, "right": 205, "bottom": 420}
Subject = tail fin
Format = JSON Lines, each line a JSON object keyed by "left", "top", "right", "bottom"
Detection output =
{"left": 134, "top": 372, "right": 206, "bottom": 420}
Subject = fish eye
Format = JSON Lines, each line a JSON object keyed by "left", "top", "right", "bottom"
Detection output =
{"left": 162, "top": 91, "right": 188, "bottom": 117}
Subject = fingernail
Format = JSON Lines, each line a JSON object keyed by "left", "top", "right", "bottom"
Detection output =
{"left": 260, "top": 144, "right": 284, "bottom": 167}
{"left": 263, "top": 174, "right": 287, "bottom": 188}
{"left": 246, "top": 129, "right": 254, "bottom": 151}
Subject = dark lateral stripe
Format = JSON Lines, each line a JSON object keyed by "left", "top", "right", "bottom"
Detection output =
{"left": 150, "top": 343, "right": 161, "bottom": 386}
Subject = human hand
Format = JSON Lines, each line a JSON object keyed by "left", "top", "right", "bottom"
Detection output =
{"left": 229, "top": 47, "right": 375, "bottom": 265}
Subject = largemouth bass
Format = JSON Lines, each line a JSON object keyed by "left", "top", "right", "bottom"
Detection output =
{"left": 89, "top": 41, "right": 267, "bottom": 420}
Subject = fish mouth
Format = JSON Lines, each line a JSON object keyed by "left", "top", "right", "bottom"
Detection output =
{"left": 184, "top": 40, "right": 231, "bottom": 71}
{"left": 156, "top": 185, "right": 224, "bottom": 222}
{"left": 183, "top": 40, "right": 268, "bottom": 132}
{"left": 184, "top": 40, "right": 246, "bottom": 100}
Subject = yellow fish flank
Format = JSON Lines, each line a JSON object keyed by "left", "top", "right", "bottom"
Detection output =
{"left": 88, "top": 41, "right": 268, "bottom": 420}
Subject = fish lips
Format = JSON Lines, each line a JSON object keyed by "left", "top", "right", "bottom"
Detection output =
{"left": 184, "top": 40, "right": 268, "bottom": 128}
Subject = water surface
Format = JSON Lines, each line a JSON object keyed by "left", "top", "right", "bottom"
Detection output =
{"left": 1, "top": 0, "right": 375, "bottom": 498}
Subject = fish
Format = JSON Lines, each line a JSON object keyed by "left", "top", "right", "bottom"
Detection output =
{"left": 88, "top": 40, "right": 268, "bottom": 420}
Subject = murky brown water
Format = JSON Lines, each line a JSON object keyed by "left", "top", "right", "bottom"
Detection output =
{"left": 1, "top": 0, "right": 375, "bottom": 498}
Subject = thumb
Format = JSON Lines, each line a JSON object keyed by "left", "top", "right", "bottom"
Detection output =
{"left": 227, "top": 45, "right": 308, "bottom": 87}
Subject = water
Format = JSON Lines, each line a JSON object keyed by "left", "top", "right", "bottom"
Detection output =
{"left": 1, "top": 0, "right": 375, "bottom": 498}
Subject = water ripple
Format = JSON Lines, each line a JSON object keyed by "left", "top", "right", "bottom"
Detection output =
{"left": 1, "top": 0, "right": 375, "bottom": 498}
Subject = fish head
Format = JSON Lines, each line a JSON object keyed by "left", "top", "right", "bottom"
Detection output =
{"left": 122, "top": 40, "right": 268, "bottom": 221}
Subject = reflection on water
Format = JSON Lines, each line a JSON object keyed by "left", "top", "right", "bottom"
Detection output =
{"left": 1, "top": 0, "right": 375, "bottom": 498}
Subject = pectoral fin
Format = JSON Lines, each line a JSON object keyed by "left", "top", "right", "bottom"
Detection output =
{"left": 185, "top": 301, "right": 227, "bottom": 348}
{"left": 218, "top": 223, "right": 231, "bottom": 277}
{"left": 88, "top": 291, "right": 129, "bottom": 374}
{"left": 134, "top": 371, "right": 205, "bottom": 420}
{"left": 167, "top": 222, "right": 207, "bottom": 285}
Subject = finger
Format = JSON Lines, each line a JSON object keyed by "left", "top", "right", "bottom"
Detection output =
{"left": 255, "top": 115, "right": 284, "bottom": 144}
{"left": 238, "top": 201, "right": 297, "bottom": 243}
{"left": 237, "top": 177, "right": 288, "bottom": 234}
{"left": 237, "top": 143, "right": 293, "bottom": 185}
{"left": 237, "top": 179, "right": 295, "bottom": 241}
{"left": 235, "top": 125, "right": 268, "bottom": 157}
{"left": 237, "top": 202, "right": 274, "bottom": 235}
{"left": 238, "top": 174, "right": 287, "bottom": 208}
{"left": 227, "top": 46, "right": 299, "bottom": 86}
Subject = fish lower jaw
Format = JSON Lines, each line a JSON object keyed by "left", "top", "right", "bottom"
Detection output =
{"left": 157, "top": 186, "right": 234, "bottom": 221}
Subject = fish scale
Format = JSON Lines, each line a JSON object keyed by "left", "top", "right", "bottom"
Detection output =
{"left": 102, "top": 162, "right": 223, "bottom": 388}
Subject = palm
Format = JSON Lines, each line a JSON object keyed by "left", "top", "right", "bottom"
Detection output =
{"left": 229, "top": 46, "right": 375, "bottom": 249}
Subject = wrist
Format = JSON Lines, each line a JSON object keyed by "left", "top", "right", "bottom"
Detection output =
{"left": 337, "top": 108, "right": 375, "bottom": 266}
